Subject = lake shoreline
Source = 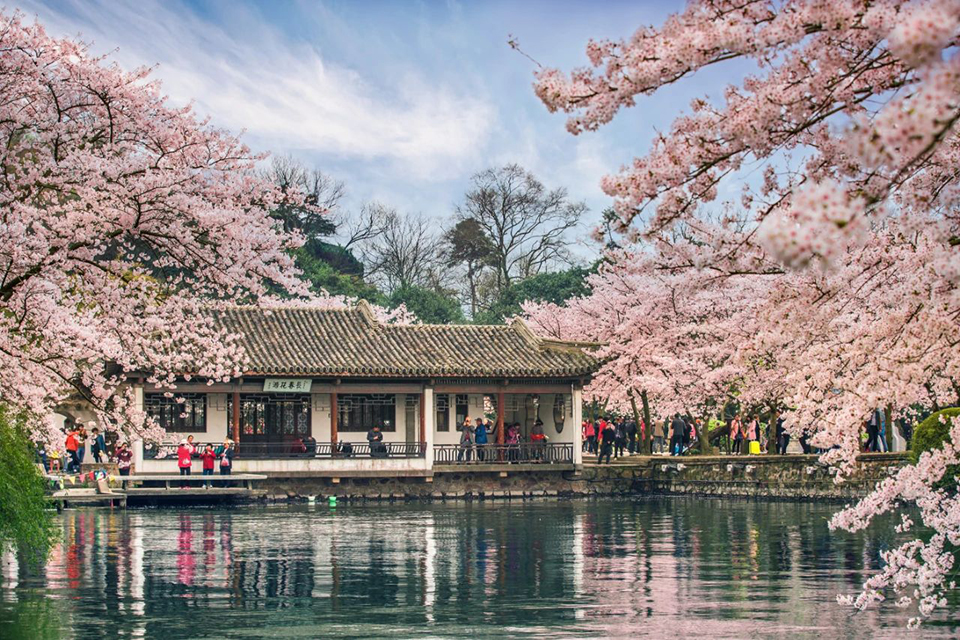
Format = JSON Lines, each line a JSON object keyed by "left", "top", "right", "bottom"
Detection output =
{"left": 59, "top": 452, "right": 906, "bottom": 508}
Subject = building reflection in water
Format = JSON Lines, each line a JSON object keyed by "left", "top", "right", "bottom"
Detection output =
{"left": 0, "top": 499, "right": 946, "bottom": 638}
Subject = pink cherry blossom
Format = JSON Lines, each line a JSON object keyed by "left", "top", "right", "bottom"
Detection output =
{"left": 0, "top": 11, "right": 338, "bottom": 445}
{"left": 530, "top": 0, "right": 960, "bottom": 625}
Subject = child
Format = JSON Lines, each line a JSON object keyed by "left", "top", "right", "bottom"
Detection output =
{"left": 48, "top": 447, "right": 62, "bottom": 473}
{"left": 201, "top": 444, "right": 216, "bottom": 487}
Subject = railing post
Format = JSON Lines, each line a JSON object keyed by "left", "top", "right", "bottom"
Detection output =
{"left": 419, "top": 390, "right": 426, "bottom": 449}
{"left": 330, "top": 390, "right": 338, "bottom": 448}
{"left": 232, "top": 390, "right": 240, "bottom": 444}
{"left": 497, "top": 389, "right": 505, "bottom": 462}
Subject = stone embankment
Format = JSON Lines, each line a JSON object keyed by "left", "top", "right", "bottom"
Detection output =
{"left": 252, "top": 453, "right": 907, "bottom": 503}
{"left": 613, "top": 452, "right": 907, "bottom": 501}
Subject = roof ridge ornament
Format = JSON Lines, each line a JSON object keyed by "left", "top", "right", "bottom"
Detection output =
{"left": 511, "top": 317, "right": 604, "bottom": 352}
{"left": 510, "top": 317, "right": 543, "bottom": 349}
{"left": 355, "top": 299, "right": 380, "bottom": 328}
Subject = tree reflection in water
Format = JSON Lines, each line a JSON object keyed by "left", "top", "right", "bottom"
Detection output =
{"left": 0, "top": 499, "right": 956, "bottom": 639}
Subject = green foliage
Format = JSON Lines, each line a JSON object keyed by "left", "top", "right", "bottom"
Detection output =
{"left": 474, "top": 265, "right": 593, "bottom": 324}
{"left": 910, "top": 408, "right": 960, "bottom": 491}
{"left": 303, "top": 239, "right": 364, "bottom": 276}
{"left": 296, "top": 247, "right": 386, "bottom": 304}
{"left": 910, "top": 408, "right": 960, "bottom": 463}
{"left": 389, "top": 285, "right": 465, "bottom": 324}
{"left": 0, "top": 406, "right": 57, "bottom": 565}
{"left": 444, "top": 218, "right": 495, "bottom": 270}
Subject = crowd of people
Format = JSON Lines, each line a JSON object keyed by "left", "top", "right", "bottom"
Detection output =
{"left": 36, "top": 423, "right": 127, "bottom": 475}
{"left": 454, "top": 417, "right": 550, "bottom": 463}
{"left": 37, "top": 407, "right": 899, "bottom": 479}
{"left": 176, "top": 436, "right": 235, "bottom": 487}
{"left": 583, "top": 412, "right": 801, "bottom": 463}
{"left": 36, "top": 423, "right": 238, "bottom": 488}
{"left": 583, "top": 416, "right": 644, "bottom": 464}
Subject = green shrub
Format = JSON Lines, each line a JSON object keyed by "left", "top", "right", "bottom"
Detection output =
{"left": 909, "top": 408, "right": 960, "bottom": 492}
{"left": 910, "top": 408, "right": 960, "bottom": 463}
{"left": 0, "top": 406, "right": 58, "bottom": 565}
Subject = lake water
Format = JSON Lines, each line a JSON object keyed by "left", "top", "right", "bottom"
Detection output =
{"left": 0, "top": 498, "right": 955, "bottom": 639}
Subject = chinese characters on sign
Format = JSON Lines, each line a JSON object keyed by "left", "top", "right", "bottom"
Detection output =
{"left": 263, "top": 378, "right": 313, "bottom": 393}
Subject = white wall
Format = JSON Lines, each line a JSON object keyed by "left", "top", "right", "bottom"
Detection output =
{"left": 430, "top": 392, "right": 577, "bottom": 445}
{"left": 313, "top": 393, "right": 331, "bottom": 441}
{"left": 432, "top": 393, "right": 486, "bottom": 446}
{"left": 330, "top": 393, "right": 421, "bottom": 443}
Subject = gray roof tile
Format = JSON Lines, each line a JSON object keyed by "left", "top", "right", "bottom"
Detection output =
{"left": 208, "top": 303, "right": 598, "bottom": 378}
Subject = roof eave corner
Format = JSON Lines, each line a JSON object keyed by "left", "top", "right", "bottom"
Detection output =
{"left": 355, "top": 299, "right": 381, "bottom": 328}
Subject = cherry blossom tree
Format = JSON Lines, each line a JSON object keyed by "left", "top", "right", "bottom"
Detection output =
{"left": 527, "top": 0, "right": 960, "bottom": 625}
{"left": 0, "top": 11, "right": 321, "bottom": 445}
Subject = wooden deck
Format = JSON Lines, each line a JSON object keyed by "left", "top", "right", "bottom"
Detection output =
{"left": 46, "top": 473, "right": 268, "bottom": 507}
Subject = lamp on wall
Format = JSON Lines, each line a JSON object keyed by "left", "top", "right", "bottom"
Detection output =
{"left": 553, "top": 395, "right": 565, "bottom": 432}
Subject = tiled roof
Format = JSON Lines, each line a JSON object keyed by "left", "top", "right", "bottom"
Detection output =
{"left": 208, "top": 302, "right": 598, "bottom": 378}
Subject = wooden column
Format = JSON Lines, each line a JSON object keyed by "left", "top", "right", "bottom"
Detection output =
{"left": 497, "top": 389, "right": 505, "bottom": 445}
{"left": 232, "top": 390, "right": 240, "bottom": 443}
{"left": 419, "top": 390, "right": 426, "bottom": 445}
{"left": 330, "top": 390, "right": 338, "bottom": 445}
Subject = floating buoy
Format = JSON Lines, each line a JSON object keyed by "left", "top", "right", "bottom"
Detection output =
{"left": 328, "top": 495, "right": 337, "bottom": 506}
{"left": 307, "top": 495, "right": 316, "bottom": 504}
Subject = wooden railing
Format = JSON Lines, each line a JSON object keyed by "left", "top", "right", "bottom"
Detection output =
{"left": 433, "top": 443, "right": 574, "bottom": 465}
{"left": 143, "top": 441, "right": 427, "bottom": 460}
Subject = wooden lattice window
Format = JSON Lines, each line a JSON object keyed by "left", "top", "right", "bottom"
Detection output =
{"left": 338, "top": 394, "right": 396, "bottom": 432}
{"left": 436, "top": 394, "right": 450, "bottom": 432}
{"left": 146, "top": 393, "right": 207, "bottom": 433}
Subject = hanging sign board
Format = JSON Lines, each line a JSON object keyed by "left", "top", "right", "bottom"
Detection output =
{"left": 263, "top": 378, "right": 313, "bottom": 393}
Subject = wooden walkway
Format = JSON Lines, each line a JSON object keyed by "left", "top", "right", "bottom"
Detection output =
{"left": 46, "top": 473, "right": 268, "bottom": 507}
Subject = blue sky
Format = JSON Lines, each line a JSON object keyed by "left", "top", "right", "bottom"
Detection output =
{"left": 12, "top": 0, "right": 746, "bottom": 249}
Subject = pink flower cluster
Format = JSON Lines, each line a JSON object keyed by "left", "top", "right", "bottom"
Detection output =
{"left": 887, "top": 0, "right": 960, "bottom": 67}
{"left": 529, "top": 0, "right": 960, "bottom": 625}
{"left": 0, "top": 11, "right": 339, "bottom": 445}
{"left": 757, "top": 180, "right": 867, "bottom": 269}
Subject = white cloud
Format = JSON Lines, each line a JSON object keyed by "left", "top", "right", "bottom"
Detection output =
{"left": 12, "top": 0, "right": 495, "bottom": 179}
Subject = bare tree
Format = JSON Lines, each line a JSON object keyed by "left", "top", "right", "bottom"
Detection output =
{"left": 262, "top": 155, "right": 345, "bottom": 238}
{"left": 359, "top": 208, "right": 446, "bottom": 294}
{"left": 337, "top": 201, "right": 391, "bottom": 251}
{"left": 456, "top": 164, "right": 586, "bottom": 294}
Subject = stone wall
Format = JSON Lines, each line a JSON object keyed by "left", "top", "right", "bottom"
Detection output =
{"left": 259, "top": 470, "right": 588, "bottom": 502}
{"left": 252, "top": 453, "right": 908, "bottom": 503}
{"left": 628, "top": 453, "right": 907, "bottom": 501}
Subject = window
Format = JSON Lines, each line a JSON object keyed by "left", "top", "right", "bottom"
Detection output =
{"left": 455, "top": 394, "right": 469, "bottom": 427}
{"left": 228, "top": 394, "right": 311, "bottom": 439}
{"left": 145, "top": 393, "right": 207, "bottom": 433}
{"left": 435, "top": 394, "right": 449, "bottom": 432}
{"left": 338, "top": 394, "right": 395, "bottom": 432}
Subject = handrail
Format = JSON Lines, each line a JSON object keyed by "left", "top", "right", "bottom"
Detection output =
{"left": 143, "top": 440, "right": 427, "bottom": 460}
{"left": 433, "top": 442, "right": 573, "bottom": 464}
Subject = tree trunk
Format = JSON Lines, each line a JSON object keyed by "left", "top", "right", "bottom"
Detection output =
{"left": 467, "top": 263, "right": 478, "bottom": 318}
{"left": 628, "top": 390, "right": 643, "bottom": 455}
{"left": 884, "top": 404, "right": 893, "bottom": 452}
{"left": 771, "top": 410, "right": 780, "bottom": 454}
{"left": 640, "top": 389, "right": 652, "bottom": 455}
{"left": 698, "top": 413, "right": 714, "bottom": 455}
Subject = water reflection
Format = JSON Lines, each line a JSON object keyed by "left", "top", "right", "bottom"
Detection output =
{"left": 0, "top": 498, "right": 956, "bottom": 639}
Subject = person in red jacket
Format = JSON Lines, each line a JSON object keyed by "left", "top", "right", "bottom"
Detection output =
{"left": 65, "top": 427, "right": 80, "bottom": 473}
{"left": 177, "top": 439, "right": 193, "bottom": 488}
{"left": 200, "top": 444, "right": 216, "bottom": 488}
